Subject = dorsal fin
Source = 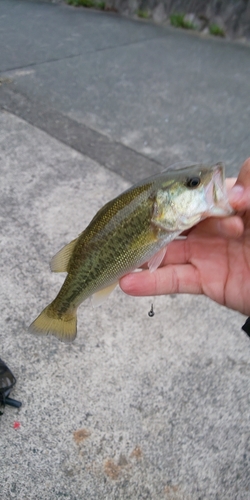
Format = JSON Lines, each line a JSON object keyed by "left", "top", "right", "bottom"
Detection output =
{"left": 50, "top": 238, "right": 78, "bottom": 273}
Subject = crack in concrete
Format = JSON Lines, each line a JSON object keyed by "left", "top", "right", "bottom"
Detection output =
{"left": 0, "top": 34, "right": 166, "bottom": 74}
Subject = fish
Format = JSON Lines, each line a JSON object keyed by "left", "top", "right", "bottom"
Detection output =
{"left": 29, "top": 162, "right": 232, "bottom": 342}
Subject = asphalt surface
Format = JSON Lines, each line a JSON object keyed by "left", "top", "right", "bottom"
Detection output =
{"left": 0, "top": 1, "right": 250, "bottom": 499}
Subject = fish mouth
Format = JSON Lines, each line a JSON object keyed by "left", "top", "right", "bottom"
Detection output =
{"left": 204, "top": 163, "right": 234, "bottom": 217}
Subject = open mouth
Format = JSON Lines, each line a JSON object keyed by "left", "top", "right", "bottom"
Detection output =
{"left": 213, "top": 165, "right": 225, "bottom": 203}
{"left": 205, "top": 164, "right": 233, "bottom": 217}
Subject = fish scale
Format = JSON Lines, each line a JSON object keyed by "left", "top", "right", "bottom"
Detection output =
{"left": 53, "top": 192, "right": 157, "bottom": 314}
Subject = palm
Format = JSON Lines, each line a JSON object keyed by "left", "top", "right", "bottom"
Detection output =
{"left": 178, "top": 213, "right": 250, "bottom": 315}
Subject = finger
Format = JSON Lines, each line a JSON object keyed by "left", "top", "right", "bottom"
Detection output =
{"left": 237, "top": 157, "right": 250, "bottom": 187}
{"left": 141, "top": 215, "right": 244, "bottom": 271}
{"left": 161, "top": 216, "right": 243, "bottom": 267}
{"left": 226, "top": 178, "right": 237, "bottom": 191}
{"left": 228, "top": 158, "right": 250, "bottom": 210}
{"left": 228, "top": 185, "right": 250, "bottom": 210}
{"left": 213, "top": 216, "right": 244, "bottom": 238}
{"left": 120, "top": 264, "right": 202, "bottom": 296}
{"left": 189, "top": 215, "right": 244, "bottom": 239}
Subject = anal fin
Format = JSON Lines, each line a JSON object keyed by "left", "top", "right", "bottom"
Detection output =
{"left": 92, "top": 282, "right": 118, "bottom": 307}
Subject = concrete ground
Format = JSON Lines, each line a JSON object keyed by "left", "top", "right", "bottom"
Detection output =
{"left": 0, "top": 1, "right": 250, "bottom": 499}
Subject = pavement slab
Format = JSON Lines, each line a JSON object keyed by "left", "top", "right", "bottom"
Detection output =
{"left": 0, "top": 0, "right": 250, "bottom": 177}
{"left": 0, "top": 110, "right": 250, "bottom": 500}
{"left": 0, "top": 0, "right": 162, "bottom": 72}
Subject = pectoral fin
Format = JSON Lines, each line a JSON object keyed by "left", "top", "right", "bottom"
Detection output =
{"left": 148, "top": 247, "right": 167, "bottom": 273}
{"left": 92, "top": 282, "right": 118, "bottom": 307}
{"left": 50, "top": 238, "right": 78, "bottom": 272}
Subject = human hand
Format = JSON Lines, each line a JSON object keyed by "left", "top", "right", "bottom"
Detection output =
{"left": 120, "top": 158, "right": 250, "bottom": 316}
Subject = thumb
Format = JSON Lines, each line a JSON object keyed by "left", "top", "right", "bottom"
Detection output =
{"left": 228, "top": 158, "right": 250, "bottom": 211}
{"left": 237, "top": 157, "right": 250, "bottom": 187}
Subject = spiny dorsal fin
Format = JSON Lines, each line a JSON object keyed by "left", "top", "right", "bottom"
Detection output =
{"left": 92, "top": 282, "right": 118, "bottom": 307}
{"left": 50, "top": 238, "right": 78, "bottom": 273}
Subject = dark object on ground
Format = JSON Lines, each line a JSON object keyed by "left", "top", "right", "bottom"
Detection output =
{"left": 242, "top": 317, "right": 250, "bottom": 337}
{"left": 148, "top": 304, "right": 155, "bottom": 317}
{"left": 0, "top": 358, "right": 22, "bottom": 408}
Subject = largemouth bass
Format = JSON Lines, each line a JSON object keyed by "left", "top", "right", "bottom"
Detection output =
{"left": 29, "top": 163, "right": 232, "bottom": 342}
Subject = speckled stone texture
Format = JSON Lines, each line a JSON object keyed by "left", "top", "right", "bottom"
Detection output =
{"left": 0, "top": 111, "right": 249, "bottom": 500}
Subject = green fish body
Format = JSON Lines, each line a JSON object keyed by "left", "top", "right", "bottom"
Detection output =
{"left": 29, "top": 163, "right": 232, "bottom": 342}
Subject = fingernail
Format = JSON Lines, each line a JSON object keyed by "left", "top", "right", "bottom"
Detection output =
{"left": 228, "top": 184, "right": 244, "bottom": 203}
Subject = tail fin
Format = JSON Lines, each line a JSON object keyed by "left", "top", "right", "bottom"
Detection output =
{"left": 29, "top": 305, "right": 77, "bottom": 343}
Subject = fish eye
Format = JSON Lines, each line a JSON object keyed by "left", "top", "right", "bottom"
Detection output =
{"left": 185, "top": 176, "right": 201, "bottom": 189}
